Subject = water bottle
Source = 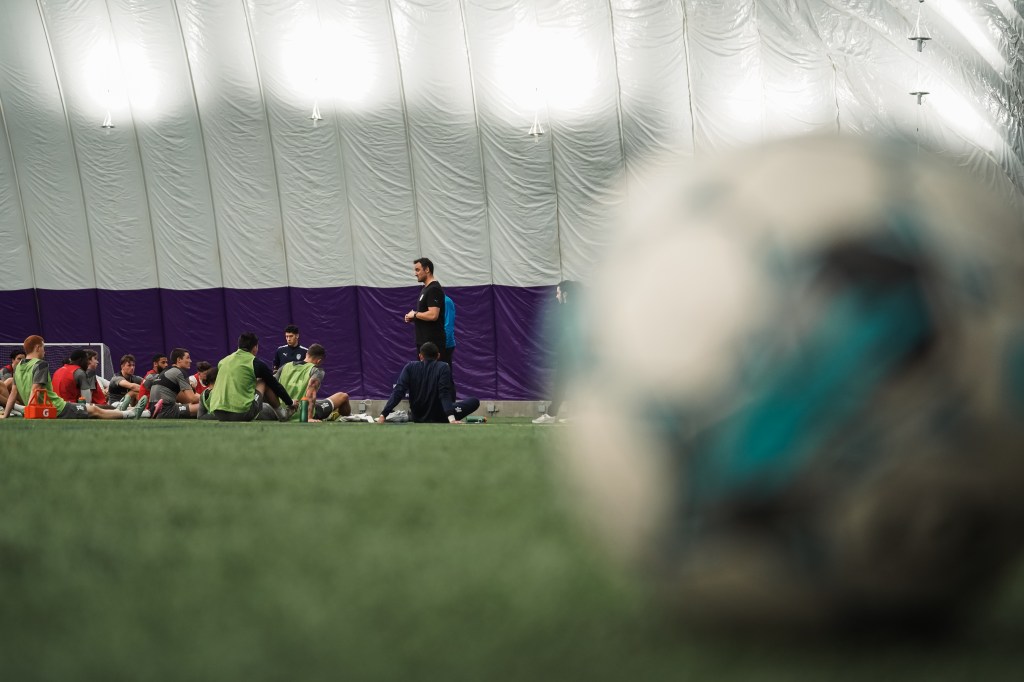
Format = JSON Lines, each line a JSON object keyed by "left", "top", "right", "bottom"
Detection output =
{"left": 299, "top": 398, "right": 309, "bottom": 423}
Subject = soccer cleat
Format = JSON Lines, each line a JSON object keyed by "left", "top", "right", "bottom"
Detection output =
{"left": 132, "top": 396, "right": 149, "bottom": 419}
{"left": 116, "top": 394, "right": 132, "bottom": 411}
{"left": 532, "top": 413, "right": 557, "bottom": 424}
{"left": 276, "top": 403, "right": 297, "bottom": 422}
{"left": 152, "top": 399, "right": 164, "bottom": 419}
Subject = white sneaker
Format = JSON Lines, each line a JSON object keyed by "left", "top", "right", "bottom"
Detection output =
{"left": 532, "top": 413, "right": 557, "bottom": 424}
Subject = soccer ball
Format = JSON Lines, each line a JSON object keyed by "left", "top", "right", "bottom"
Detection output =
{"left": 563, "top": 136, "right": 1024, "bottom": 632}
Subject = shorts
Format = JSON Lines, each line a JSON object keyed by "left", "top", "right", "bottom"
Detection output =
{"left": 57, "top": 403, "right": 90, "bottom": 419}
{"left": 154, "top": 401, "right": 191, "bottom": 419}
{"left": 312, "top": 398, "right": 335, "bottom": 420}
{"left": 213, "top": 392, "right": 264, "bottom": 422}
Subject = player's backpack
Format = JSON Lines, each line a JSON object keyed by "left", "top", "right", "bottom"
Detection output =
{"left": 25, "top": 387, "right": 58, "bottom": 419}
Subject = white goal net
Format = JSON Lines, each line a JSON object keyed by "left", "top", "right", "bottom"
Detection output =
{"left": 0, "top": 342, "right": 114, "bottom": 380}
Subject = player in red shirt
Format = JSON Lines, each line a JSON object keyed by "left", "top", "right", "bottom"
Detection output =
{"left": 138, "top": 353, "right": 168, "bottom": 401}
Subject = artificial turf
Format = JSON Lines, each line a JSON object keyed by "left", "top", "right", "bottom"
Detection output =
{"left": 1, "top": 419, "right": 1023, "bottom": 681}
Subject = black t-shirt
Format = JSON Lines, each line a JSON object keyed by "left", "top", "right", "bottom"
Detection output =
{"left": 415, "top": 280, "right": 446, "bottom": 351}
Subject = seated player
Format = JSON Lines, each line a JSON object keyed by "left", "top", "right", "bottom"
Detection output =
{"left": 209, "top": 332, "right": 295, "bottom": 422}
{"left": 83, "top": 349, "right": 115, "bottom": 408}
{"left": 0, "top": 349, "right": 26, "bottom": 415}
{"left": 190, "top": 361, "right": 212, "bottom": 394}
{"left": 107, "top": 354, "right": 145, "bottom": 409}
{"left": 196, "top": 366, "right": 218, "bottom": 421}
{"left": 52, "top": 350, "right": 92, "bottom": 404}
{"left": 1, "top": 336, "right": 141, "bottom": 420}
{"left": 138, "top": 353, "right": 168, "bottom": 403}
{"left": 376, "top": 342, "right": 480, "bottom": 424}
{"left": 275, "top": 343, "right": 352, "bottom": 422}
{"left": 145, "top": 347, "right": 201, "bottom": 419}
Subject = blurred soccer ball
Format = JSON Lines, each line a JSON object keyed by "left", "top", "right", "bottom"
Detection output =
{"left": 564, "top": 136, "right": 1024, "bottom": 632}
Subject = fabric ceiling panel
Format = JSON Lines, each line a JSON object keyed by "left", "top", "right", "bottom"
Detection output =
{"left": 0, "top": 100, "right": 33, "bottom": 293}
{"left": 175, "top": 0, "right": 288, "bottom": 292}
{"left": 538, "top": 0, "right": 625, "bottom": 283}
{"left": 685, "top": 0, "right": 764, "bottom": 151}
{"left": 39, "top": 0, "right": 158, "bottom": 291}
{"left": 0, "top": 0, "right": 95, "bottom": 291}
{"left": 246, "top": 0, "right": 357, "bottom": 289}
{"left": 392, "top": 0, "right": 492, "bottom": 287}
{"left": 610, "top": 0, "right": 695, "bottom": 194}
{"left": 319, "top": 0, "right": 418, "bottom": 288}
{"left": 108, "top": 0, "right": 223, "bottom": 292}
{"left": 758, "top": 1, "right": 837, "bottom": 136}
{"left": 463, "top": 0, "right": 560, "bottom": 287}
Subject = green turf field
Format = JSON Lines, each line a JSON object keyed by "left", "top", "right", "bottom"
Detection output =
{"left": 2, "top": 419, "right": 1023, "bottom": 681}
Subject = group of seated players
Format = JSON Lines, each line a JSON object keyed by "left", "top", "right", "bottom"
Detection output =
{"left": 1, "top": 327, "right": 481, "bottom": 424}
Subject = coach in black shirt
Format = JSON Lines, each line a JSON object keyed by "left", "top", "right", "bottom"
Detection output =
{"left": 404, "top": 257, "right": 446, "bottom": 356}
{"left": 377, "top": 343, "right": 479, "bottom": 424}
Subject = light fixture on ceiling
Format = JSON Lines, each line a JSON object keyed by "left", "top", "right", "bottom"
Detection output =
{"left": 100, "top": 87, "right": 114, "bottom": 129}
{"left": 528, "top": 112, "right": 545, "bottom": 137}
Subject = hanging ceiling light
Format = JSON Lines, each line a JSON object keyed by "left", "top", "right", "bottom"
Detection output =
{"left": 528, "top": 111, "right": 545, "bottom": 137}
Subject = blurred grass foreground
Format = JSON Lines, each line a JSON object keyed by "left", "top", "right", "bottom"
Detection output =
{"left": 2, "top": 419, "right": 1024, "bottom": 681}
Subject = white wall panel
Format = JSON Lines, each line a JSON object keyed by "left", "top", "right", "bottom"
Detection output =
{"left": 108, "top": 0, "right": 223, "bottom": 291}
{"left": 464, "top": 0, "right": 560, "bottom": 287}
{"left": 1, "top": 0, "right": 1023, "bottom": 297}
{"left": 247, "top": 0, "right": 356, "bottom": 289}
{"left": 759, "top": 0, "right": 837, "bottom": 136}
{"left": 685, "top": 0, "right": 763, "bottom": 151}
{"left": 538, "top": 0, "right": 625, "bottom": 282}
{"left": 611, "top": 0, "right": 694, "bottom": 194}
{"left": 0, "top": 0, "right": 94, "bottom": 290}
{"left": 392, "top": 0, "right": 491, "bottom": 287}
{"left": 318, "top": 0, "right": 418, "bottom": 288}
{"left": 176, "top": 0, "right": 286, "bottom": 289}
{"left": 39, "top": 0, "right": 157, "bottom": 290}
{"left": 0, "top": 101, "right": 34, "bottom": 291}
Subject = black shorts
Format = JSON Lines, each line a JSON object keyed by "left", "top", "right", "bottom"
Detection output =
{"left": 154, "top": 401, "right": 191, "bottom": 419}
{"left": 213, "top": 392, "right": 264, "bottom": 422}
{"left": 57, "top": 403, "right": 90, "bottom": 419}
{"left": 312, "top": 398, "right": 335, "bottom": 420}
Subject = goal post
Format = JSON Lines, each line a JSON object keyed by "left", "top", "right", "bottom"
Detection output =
{"left": 0, "top": 342, "right": 114, "bottom": 380}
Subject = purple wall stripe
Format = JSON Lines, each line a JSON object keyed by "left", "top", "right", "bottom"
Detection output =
{"left": 0, "top": 284, "right": 556, "bottom": 400}
{"left": 0, "top": 289, "right": 40, "bottom": 343}
{"left": 160, "top": 288, "right": 230, "bottom": 371}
